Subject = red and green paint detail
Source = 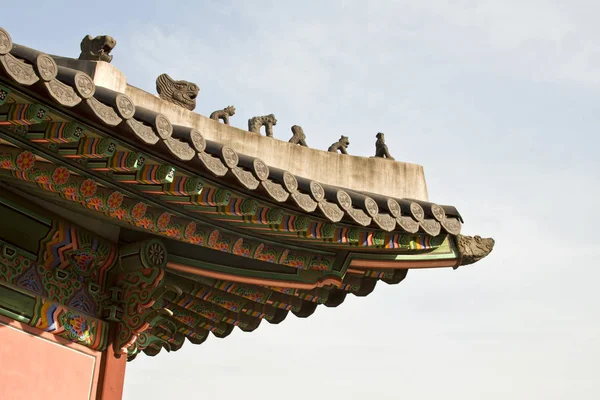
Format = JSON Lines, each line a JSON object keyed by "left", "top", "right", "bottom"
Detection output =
{"left": 0, "top": 150, "right": 336, "bottom": 271}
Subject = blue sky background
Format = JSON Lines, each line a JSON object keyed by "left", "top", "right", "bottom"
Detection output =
{"left": 3, "top": 1, "right": 599, "bottom": 398}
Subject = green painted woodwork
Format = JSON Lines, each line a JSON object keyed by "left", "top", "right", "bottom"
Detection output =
{"left": 25, "top": 122, "right": 84, "bottom": 143}
{"left": 0, "top": 189, "right": 53, "bottom": 225}
{"left": 0, "top": 84, "right": 10, "bottom": 106}
{"left": 0, "top": 284, "right": 35, "bottom": 323}
{"left": 0, "top": 103, "right": 47, "bottom": 125}
{"left": 168, "top": 253, "right": 344, "bottom": 282}
{"left": 88, "top": 152, "right": 145, "bottom": 172}
{"left": 0, "top": 202, "right": 50, "bottom": 253}
{"left": 58, "top": 137, "right": 117, "bottom": 158}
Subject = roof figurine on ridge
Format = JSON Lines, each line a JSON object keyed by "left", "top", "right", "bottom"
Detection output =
{"left": 78, "top": 35, "right": 116, "bottom": 63}
{"left": 374, "top": 132, "right": 395, "bottom": 160}
{"left": 248, "top": 114, "right": 277, "bottom": 137}
{"left": 289, "top": 125, "right": 308, "bottom": 147}
{"left": 155, "top": 73, "right": 199, "bottom": 111}
{"left": 210, "top": 106, "right": 236, "bottom": 125}
{"left": 328, "top": 135, "right": 350, "bottom": 154}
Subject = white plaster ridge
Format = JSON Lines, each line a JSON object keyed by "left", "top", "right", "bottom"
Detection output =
{"left": 53, "top": 58, "right": 127, "bottom": 93}
{"left": 78, "top": 61, "right": 429, "bottom": 201}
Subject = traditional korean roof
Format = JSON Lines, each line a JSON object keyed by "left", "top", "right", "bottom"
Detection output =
{"left": 0, "top": 27, "right": 494, "bottom": 360}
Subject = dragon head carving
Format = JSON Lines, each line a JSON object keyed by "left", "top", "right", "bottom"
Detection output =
{"left": 455, "top": 234, "right": 495, "bottom": 266}
{"left": 79, "top": 35, "right": 117, "bottom": 63}
{"left": 155, "top": 73, "right": 199, "bottom": 111}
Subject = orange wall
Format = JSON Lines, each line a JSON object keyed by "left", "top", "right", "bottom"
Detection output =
{"left": 0, "top": 315, "right": 102, "bottom": 400}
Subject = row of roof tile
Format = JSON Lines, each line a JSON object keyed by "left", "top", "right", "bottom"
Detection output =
{"left": 0, "top": 26, "right": 462, "bottom": 238}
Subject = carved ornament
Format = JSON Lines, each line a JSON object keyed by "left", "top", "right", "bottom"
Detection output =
{"left": 373, "top": 214, "right": 396, "bottom": 232}
{"left": 409, "top": 202, "right": 425, "bottom": 222}
{"left": 115, "top": 94, "right": 135, "bottom": 119}
{"left": 126, "top": 119, "right": 160, "bottom": 145}
{"left": 35, "top": 54, "right": 57, "bottom": 81}
{"left": 328, "top": 135, "right": 350, "bottom": 154}
{"left": 45, "top": 80, "right": 81, "bottom": 107}
{"left": 0, "top": 27, "right": 13, "bottom": 55}
{"left": 156, "top": 73, "right": 199, "bottom": 111}
{"left": 164, "top": 137, "right": 195, "bottom": 161}
{"left": 441, "top": 218, "right": 462, "bottom": 235}
{"left": 252, "top": 158, "right": 270, "bottom": 181}
{"left": 387, "top": 199, "right": 401, "bottom": 218}
{"left": 318, "top": 201, "right": 344, "bottom": 222}
{"left": 374, "top": 132, "right": 394, "bottom": 160}
{"left": 79, "top": 35, "right": 116, "bottom": 62}
{"left": 188, "top": 130, "right": 206, "bottom": 153}
{"left": 364, "top": 197, "right": 379, "bottom": 218}
{"left": 220, "top": 146, "right": 239, "bottom": 168}
{"left": 455, "top": 235, "right": 495, "bottom": 266}
{"left": 155, "top": 114, "right": 172, "bottom": 140}
{"left": 420, "top": 219, "right": 441, "bottom": 236}
{"left": 0, "top": 53, "right": 39, "bottom": 85}
{"left": 430, "top": 204, "right": 446, "bottom": 222}
{"left": 282, "top": 171, "right": 298, "bottom": 192}
{"left": 261, "top": 180, "right": 289, "bottom": 202}
{"left": 197, "top": 152, "right": 228, "bottom": 176}
{"left": 248, "top": 114, "right": 277, "bottom": 137}
{"left": 336, "top": 191, "right": 352, "bottom": 209}
{"left": 74, "top": 72, "right": 95, "bottom": 99}
{"left": 397, "top": 216, "right": 419, "bottom": 233}
{"left": 309, "top": 181, "right": 325, "bottom": 201}
{"left": 86, "top": 97, "right": 122, "bottom": 126}
{"left": 230, "top": 168, "right": 260, "bottom": 190}
{"left": 289, "top": 125, "right": 308, "bottom": 147}
{"left": 210, "top": 106, "right": 235, "bottom": 125}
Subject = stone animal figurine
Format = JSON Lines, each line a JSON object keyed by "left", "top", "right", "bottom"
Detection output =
{"left": 79, "top": 35, "right": 117, "bottom": 63}
{"left": 328, "top": 135, "right": 350, "bottom": 154}
{"left": 155, "top": 73, "right": 199, "bottom": 111}
{"left": 455, "top": 235, "right": 495, "bottom": 266}
{"left": 374, "top": 132, "right": 394, "bottom": 160}
{"left": 248, "top": 114, "right": 277, "bottom": 137}
{"left": 288, "top": 125, "right": 308, "bottom": 147}
{"left": 210, "top": 106, "right": 236, "bottom": 125}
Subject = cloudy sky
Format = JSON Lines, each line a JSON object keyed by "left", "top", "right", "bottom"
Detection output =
{"left": 4, "top": 1, "right": 600, "bottom": 398}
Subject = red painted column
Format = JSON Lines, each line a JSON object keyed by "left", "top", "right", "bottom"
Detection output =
{"left": 96, "top": 324, "right": 127, "bottom": 400}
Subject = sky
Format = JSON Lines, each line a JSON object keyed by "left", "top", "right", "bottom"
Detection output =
{"left": 3, "top": 1, "right": 600, "bottom": 398}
